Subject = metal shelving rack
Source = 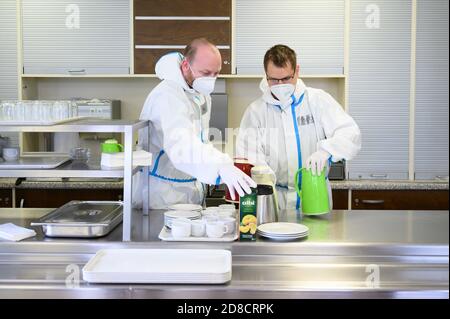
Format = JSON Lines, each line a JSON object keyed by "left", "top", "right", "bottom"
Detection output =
{"left": 0, "top": 118, "right": 150, "bottom": 241}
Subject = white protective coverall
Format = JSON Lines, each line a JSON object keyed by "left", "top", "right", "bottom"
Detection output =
{"left": 133, "top": 52, "right": 232, "bottom": 209}
{"left": 236, "top": 78, "right": 361, "bottom": 211}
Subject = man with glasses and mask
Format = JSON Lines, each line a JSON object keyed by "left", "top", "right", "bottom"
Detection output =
{"left": 236, "top": 44, "right": 361, "bottom": 211}
{"left": 134, "top": 38, "right": 256, "bottom": 209}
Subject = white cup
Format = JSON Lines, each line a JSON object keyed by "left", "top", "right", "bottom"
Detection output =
{"left": 2, "top": 147, "right": 19, "bottom": 161}
{"left": 219, "top": 217, "right": 237, "bottom": 235}
{"left": 216, "top": 209, "right": 235, "bottom": 218}
{"left": 202, "top": 215, "right": 219, "bottom": 223}
{"left": 171, "top": 219, "right": 191, "bottom": 238}
{"left": 206, "top": 221, "right": 229, "bottom": 238}
{"left": 191, "top": 219, "right": 206, "bottom": 237}
{"left": 202, "top": 209, "right": 219, "bottom": 217}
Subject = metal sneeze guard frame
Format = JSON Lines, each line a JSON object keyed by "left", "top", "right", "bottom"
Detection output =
{"left": 0, "top": 118, "right": 151, "bottom": 241}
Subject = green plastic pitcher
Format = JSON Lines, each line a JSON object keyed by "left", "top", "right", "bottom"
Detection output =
{"left": 294, "top": 168, "right": 330, "bottom": 215}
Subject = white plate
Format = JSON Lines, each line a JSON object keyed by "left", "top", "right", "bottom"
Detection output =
{"left": 257, "top": 231, "right": 308, "bottom": 237}
{"left": 83, "top": 248, "right": 232, "bottom": 284}
{"left": 257, "top": 222, "right": 309, "bottom": 236}
{"left": 164, "top": 216, "right": 201, "bottom": 228}
{"left": 168, "top": 204, "right": 203, "bottom": 211}
{"left": 258, "top": 234, "right": 308, "bottom": 241}
{"left": 219, "top": 204, "right": 236, "bottom": 210}
{"left": 165, "top": 215, "right": 201, "bottom": 221}
{"left": 257, "top": 230, "right": 309, "bottom": 236}
{"left": 159, "top": 227, "right": 238, "bottom": 242}
{"left": 257, "top": 229, "right": 309, "bottom": 235}
{"left": 164, "top": 210, "right": 201, "bottom": 219}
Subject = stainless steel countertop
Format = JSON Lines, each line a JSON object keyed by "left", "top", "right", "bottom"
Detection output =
{"left": 1, "top": 208, "right": 448, "bottom": 245}
{"left": 0, "top": 208, "right": 448, "bottom": 299}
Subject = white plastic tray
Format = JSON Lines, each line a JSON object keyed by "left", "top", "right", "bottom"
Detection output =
{"left": 82, "top": 249, "right": 232, "bottom": 284}
{"left": 158, "top": 226, "right": 238, "bottom": 242}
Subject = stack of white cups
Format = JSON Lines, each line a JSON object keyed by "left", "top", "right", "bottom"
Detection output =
{"left": 170, "top": 205, "right": 237, "bottom": 239}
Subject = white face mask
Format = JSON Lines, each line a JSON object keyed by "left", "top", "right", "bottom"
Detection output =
{"left": 192, "top": 76, "right": 217, "bottom": 95}
{"left": 270, "top": 83, "right": 295, "bottom": 104}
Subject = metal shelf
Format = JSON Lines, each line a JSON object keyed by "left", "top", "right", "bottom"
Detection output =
{"left": 0, "top": 160, "right": 141, "bottom": 178}
{"left": 0, "top": 118, "right": 150, "bottom": 242}
{"left": 0, "top": 118, "right": 148, "bottom": 133}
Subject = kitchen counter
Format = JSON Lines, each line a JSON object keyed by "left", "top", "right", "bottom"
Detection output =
{"left": 330, "top": 179, "right": 449, "bottom": 190}
{"left": 0, "top": 208, "right": 448, "bottom": 299}
{"left": 0, "top": 178, "right": 123, "bottom": 189}
{"left": 0, "top": 178, "right": 448, "bottom": 190}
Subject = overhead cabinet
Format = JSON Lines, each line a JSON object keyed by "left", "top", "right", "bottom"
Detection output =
{"left": 21, "top": 0, "right": 130, "bottom": 75}
{"left": 235, "top": 0, "right": 345, "bottom": 75}
{"left": 134, "top": 0, "right": 232, "bottom": 74}
{"left": 348, "top": 0, "right": 412, "bottom": 179}
{"left": 0, "top": 0, "right": 20, "bottom": 148}
{"left": 414, "top": 0, "right": 449, "bottom": 180}
{"left": 0, "top": 0, "right": 18, "bottom": 99}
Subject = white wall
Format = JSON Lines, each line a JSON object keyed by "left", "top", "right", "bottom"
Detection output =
{"left": 32, "top": 77, "right": 343, "bottom": 130}
{"left": 27, "top": 76, "right": 342, "bottom": 158}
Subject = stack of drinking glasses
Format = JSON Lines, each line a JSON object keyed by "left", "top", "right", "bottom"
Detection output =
{"left": 0, "top": 100, "right": 78, "bottom": 124}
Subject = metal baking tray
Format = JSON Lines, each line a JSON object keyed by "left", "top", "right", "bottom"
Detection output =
{"left": 31, "top": 201, "right": 123, "bottom": 238}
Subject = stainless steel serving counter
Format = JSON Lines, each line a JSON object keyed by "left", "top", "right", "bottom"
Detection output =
{"left": 0, "top": 208, "right": 448, "bottom": 299}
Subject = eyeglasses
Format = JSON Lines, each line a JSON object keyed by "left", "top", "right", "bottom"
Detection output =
{"left": 266, "top": 74, "right": 295, "bottom": 85}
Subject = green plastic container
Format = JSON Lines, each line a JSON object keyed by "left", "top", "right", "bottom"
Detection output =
{"left": 294, "top": 168, "right": 330, "bottom": 215}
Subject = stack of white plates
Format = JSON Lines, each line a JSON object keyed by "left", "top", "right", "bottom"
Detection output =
{"left": 257, "top": 222, "right": 309, "bottom": 241}
{"left": 168, "top": 204, "right": 203, "bottom": 211}
{"left": 164, "top": 210, "right": 201, "bottom": 227}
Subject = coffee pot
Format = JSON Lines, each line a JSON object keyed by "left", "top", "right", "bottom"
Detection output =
{"left": 251, "top": 165, "right": 279, "bottom": 215}
{"left": 256, "top": 184, "right": 278, "bottom": 225}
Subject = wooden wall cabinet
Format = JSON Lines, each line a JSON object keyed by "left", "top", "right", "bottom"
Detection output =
{"left": 352, "top": 190, "right": 449, "bottom": 210}
{"left": 134, "top": 0, "right": 232, "bottom": 74}
{"left": 0, "top": 189, "right": 12, "bottom": 208}
{"left": 332, "top": 190, "right": 349, "bottom": 210}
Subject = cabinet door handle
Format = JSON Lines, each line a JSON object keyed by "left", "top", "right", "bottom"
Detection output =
{"left": 361, "top": 199, "right": 385, "bottom": 204}
{"left": 68, "top": 69, "right": 86, "bottom": 74}
{"left": 370, "top": 174, "right": 388, "bottom": 178}
{"left": 19, "top": 198, "right": 25, "bottom": 208}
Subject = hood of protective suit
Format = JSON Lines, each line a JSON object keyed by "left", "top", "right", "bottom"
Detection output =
{"left": 259, "top": 77, "right": 307, "bottom": 109}
{"left": 155, "top": 52, "right": 195, "bottom": 93}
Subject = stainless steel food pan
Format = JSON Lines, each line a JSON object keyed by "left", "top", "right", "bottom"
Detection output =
{"left": 31, "top": 201, "right": 123, "bottom": 238}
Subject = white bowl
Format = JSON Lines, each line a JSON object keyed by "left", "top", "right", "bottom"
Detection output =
{"left": 2, "top": 147, "right": 19, "bottom": 158}
{"left": 2, "top": 154, "right": 19, "bottom": 162}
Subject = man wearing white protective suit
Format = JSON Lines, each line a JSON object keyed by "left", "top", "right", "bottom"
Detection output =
{"left": 236, "top": 45, "right": 361, "bottom": 211}
{"left": 134, "top": 38, "right": 256, "bottom": 209}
